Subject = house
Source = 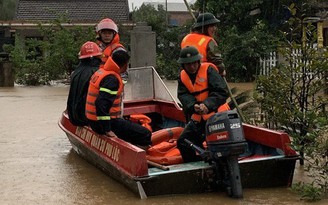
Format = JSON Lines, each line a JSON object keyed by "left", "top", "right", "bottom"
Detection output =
{"left": 143, "top": 1, "right": 195, "bottom": 26}
{"left": 15, "top": 0, "right": 129, "bottom": 23}
{"left": 13, "top": 0, "right": 129, "bottom": 38}
{"left": 314, "top": 4, "right": 328, "bottom": 47}
{"left": 0, "top": 0, "right": 131, "bottom": 86}
{"left": 1, "top": 0, "right": 130, "bottom": 53}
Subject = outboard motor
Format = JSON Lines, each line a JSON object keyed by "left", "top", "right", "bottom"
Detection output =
{"left": 205, "top": 110, "right": 247, "bottom": 198}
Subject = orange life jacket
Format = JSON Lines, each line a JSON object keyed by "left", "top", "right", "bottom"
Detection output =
{"left": 146, "top": 127, "right": 210, "bottom": 165}
{"left": 85, "top": 57, "right": 123, "bottom": 121}
{"left": 96, "top": 34, "right": 124, "bottom": 68}
{"left": 128, "top": 114, "right": 152, "bottom": 132}
{"left": 180, "top": 63, "right": 230, "bottom": 122}
{"left": 146, "top": 127, "right": 184, "bottom": 165}
{"left": 181, "top": 33, "right": 217, "bottom": 62}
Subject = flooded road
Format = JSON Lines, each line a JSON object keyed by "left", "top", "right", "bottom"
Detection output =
{"left": 0, "top": 83, "right": 327, "bottom": 205}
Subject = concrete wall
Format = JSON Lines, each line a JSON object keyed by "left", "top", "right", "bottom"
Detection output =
{"left": 130, "top": 22, "right": 156, "bottom": 68}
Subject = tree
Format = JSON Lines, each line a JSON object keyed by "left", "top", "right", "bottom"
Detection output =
{"left": 254, "top": 3, "right": 328, "bottom": 201}
{"left": 192, "top": 0, "right": 277, "bottom": 82}
{"left": 132, "top": 4, "right": 167, "bottom": 35}
{"left": 3, "top": 16, "right": 96, "bottom": 85}
{"left": 131, "top": 4, "right": 192, "bottom": 80}
{"left": 39, "top": 16, "right": 95, "bottom": 77}
{"left": 220, "top": 20, "right": 278, "bottom": 82}
{"left": 192, "top": 0, "right": 324, "bottom": 82}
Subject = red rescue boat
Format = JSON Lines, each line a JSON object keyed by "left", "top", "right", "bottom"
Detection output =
{"left": 58, "top": 66, "right": 299, "bottom": 198}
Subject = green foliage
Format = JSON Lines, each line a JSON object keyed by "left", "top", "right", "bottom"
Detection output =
{"left": 193, "top": 0, "right": 278, "bottom": 82}
{"left": 292, "top": 123, "right": 328, "bottom": 201}
{"left": 0, "top": 0, "right": 16, "bottom": 20}
{"left": 297, "top": 122, "right": 328, "bottom": 200}
{"left": 254, "top": 3, "right": 328, "bottom": 200}
{"left": 156, "top": 26, "right": 190, "bottom": 80}
{"left": 131, "top": 4, "right": 191, "bottom": 80}
{"left": 156, "top": 52, "right": 179, "bottom": 80}
{"left": 132, "top": 4, "right": 167, "bottom": 35}
{"left": 4, "top": 35, "right": 54, "bottom": 85}
{"left": 221, "top": 20, "right": 278, "bottom": 82}
{"left": 192, "top": 0, "right": 323, "bottom": 82}
{"left": 255, "top": 3, "right": 328, "bottom": 131}
{"left": 39, "top": 16, "right": 95, "bottom": 77}
{"left": 4, "top": 16, "right": 96, "bottom": 85}
{"left": 292, "top": 182, "right": 323, "bottom": 202}
{"left": 194, "top": 0, "right": 263, "bottom": 32}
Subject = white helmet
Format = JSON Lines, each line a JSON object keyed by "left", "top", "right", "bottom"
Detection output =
{"left": 96, "top": 18, "right": 118, "bottom": 33}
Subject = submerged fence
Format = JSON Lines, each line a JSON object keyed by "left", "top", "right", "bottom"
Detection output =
{"left": 259, "top": 51, "right": 278, "bottom": 76}
{"left": 259, "top": 46, "right": 324, "bottom": 80}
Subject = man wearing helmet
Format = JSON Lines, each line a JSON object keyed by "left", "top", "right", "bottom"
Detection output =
{"left": 67, "top": 41, "right": 102, "bottom": 126}
{"left": 177, "top": 46, "right": 229, "bottom": 162}
{"left": 85, "top": 49, "right": 151, "bottom": 149}
{"left": 181, "top": 13, "right": 226, "bottom": 76}
{"left": 95, "top": 18, "right": 128, "bottom": 83}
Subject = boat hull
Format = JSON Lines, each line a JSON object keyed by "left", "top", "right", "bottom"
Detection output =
{"left": 60, "top": 112, "right": 298, "bottom": 198}
{"left": 59, "top": 66, "right": 298, "bottom": 198}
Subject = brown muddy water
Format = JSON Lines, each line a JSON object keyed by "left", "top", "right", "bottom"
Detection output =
{"left": 0, "top": 82, "right": 327, "bottom": 205}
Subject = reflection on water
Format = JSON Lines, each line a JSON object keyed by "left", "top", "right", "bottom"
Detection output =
{"left": 0, "top": 85, "right": 327, "bottom": 205}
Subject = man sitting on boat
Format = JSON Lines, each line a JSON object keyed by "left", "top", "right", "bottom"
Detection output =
{"left": 176, "top": 46, "right": 229, "bottom": 162}
{"left": 85, "top": 49, "right": 152, "bottom": 149}
{"left": 67, "top": 41, "right": 102, "bottom": 126}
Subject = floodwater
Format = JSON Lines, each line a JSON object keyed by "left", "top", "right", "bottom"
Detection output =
{"left": 0, "top": 82, "right": 327, "bottom": 205}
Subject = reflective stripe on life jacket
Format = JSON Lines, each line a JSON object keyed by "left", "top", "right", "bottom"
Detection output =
{"left": 181, "top": 33, "right": 216, "bottom": 62}
{"left": 85, "top": 58, "right": 123, "bottom": 121}
{"left": 180, "top": 63, "right": 230, "bottom": 122}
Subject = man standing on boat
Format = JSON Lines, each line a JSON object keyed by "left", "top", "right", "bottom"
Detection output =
{"left": 85, "top": 49, "right": 152, "bottom": 149}
{"left": 95, "top": 18, "right": 129, "bottom": 84}
{"left": 67, "top": 41, "right": 102, "bottom": 126}
{"left": 177, "top": 46, "right": 229, "bottom": 162}
{"left": 181, "top": 12, "right": 226, "bottom": 76}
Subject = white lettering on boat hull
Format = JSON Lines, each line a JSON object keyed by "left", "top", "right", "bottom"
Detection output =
{"left": 75, "top": 127, "right": 120, "bottom": 162}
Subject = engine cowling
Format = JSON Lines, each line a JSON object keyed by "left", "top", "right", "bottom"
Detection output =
{"left": 205, "top": 110, "right": 247, "bottom": 159}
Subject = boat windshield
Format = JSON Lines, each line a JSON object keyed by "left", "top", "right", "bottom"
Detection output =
{"left": 123, "top": 66, "right": 178, "bottom": 104}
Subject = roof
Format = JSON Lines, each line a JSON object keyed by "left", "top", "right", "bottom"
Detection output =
{"left": 15, "top": 0, "right": 129, "bottom": 23}
{"left": 144, "top": 2, "right": 191, "bottom": 12}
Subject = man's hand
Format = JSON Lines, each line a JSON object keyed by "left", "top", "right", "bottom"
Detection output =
{"left": 194, "top": 104, "right": 202, "bottom": 114}
{"left": 194, "top": 103, "right": 209, "bottom": 114}
{"left": 199, "top": 103, "right": 209, "bottom": 114}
